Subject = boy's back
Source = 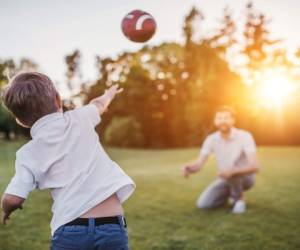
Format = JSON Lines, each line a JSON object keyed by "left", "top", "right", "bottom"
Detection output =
{"left": 1, "top": 72, "right": 135, "bottom": 249}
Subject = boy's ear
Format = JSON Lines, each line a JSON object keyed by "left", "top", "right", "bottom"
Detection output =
{"left": 15, "top": 118, "right": 30, "bottom": 128}
{"left": 55, "top": 93, "right": 62, "bottom": 110}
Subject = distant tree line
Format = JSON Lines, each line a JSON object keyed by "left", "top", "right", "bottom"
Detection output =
{"left": 83, "top": 2, "right": 300, "bottom": 147}
{"left": 1, "top": 2, "right": 300, "bottom": 147}
{"left": 0, "top": 59, "right": 37, "bottom": 139}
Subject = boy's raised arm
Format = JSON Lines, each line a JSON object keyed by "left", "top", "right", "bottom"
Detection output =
{"left": 90, "top": 84, "right": 123, "bottom": 116}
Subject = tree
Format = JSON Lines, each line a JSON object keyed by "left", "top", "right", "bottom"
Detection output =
{"left": 65, "top": 50, "right": 83, "bottom": 99}
{"left": 0, "top": 58, "right": 37, "bottom": 140}
{"left": 206, "top": 7, "right": 237, "bottom": 58}
{"left": 242, "top": 1, "right": 280, "bottom": 73}
{"left": 84, "top": 20, "right": 246, "bottom": 148}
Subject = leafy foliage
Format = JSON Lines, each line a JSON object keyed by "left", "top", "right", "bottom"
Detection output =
{"left": 0, "top": 58, "right": 37, "bottom": 139}
{"left": 1, "top": 2, "right": 300, "bottom": 146}
{"left": 84, "top": 7, "right": 249, "bottom": 147}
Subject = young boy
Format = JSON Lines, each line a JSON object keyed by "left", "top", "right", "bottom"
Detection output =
{"left": 1, "top": 72, "right": 135, "bottom": 249}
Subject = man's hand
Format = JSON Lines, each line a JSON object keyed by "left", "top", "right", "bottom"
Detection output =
{"left": 218, "top": 167, "right": 237, "bottom": 179}
{"left": 218, "top": 153, "right": 260, "bottom": 179}
{"left": 182, "top": 154, "right": 209, "bottom": 178}
{"left": 90, "top": 84, "right": 123, "bottom": 115}
{"left": 181, "top": 163, "right": 200, "bottom": 178}
{"left": 1, "top": 194, "right": 25, "bottom": 225}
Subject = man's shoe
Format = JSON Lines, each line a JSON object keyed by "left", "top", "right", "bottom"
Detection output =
{"left": 232, "top": 200, "right": 246, "bottom": 214}
{"left": 228, "top": 197, "right": 234, "bottom": 205}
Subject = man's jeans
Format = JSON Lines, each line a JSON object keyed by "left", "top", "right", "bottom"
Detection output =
{"left": 196, "top": 175, "right": 255, "bottom": 209}
{"left": 51, "top": 216, "right": 129, "bottom": 250}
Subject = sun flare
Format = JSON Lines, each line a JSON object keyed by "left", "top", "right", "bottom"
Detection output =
{"left": 256, "top": 71, "right": 296, "bottom": 109}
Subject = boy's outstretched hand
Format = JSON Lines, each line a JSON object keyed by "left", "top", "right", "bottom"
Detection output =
{"left": 1, "top": 194, "right": 25, "bottom": 225}
{"left": 90, "top": 84, "right": 123, "bottom": 115}
{"left": 104, "top": 84, "right": 124, "bottom": 99}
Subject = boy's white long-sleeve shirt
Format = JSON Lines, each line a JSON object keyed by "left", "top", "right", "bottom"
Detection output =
{"left": 4, "top": 104, "right": 135, "bottom": 235}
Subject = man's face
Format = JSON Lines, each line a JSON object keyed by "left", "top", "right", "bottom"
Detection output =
{"left": 214, "top": 111, "right": 235, "bottom": 133}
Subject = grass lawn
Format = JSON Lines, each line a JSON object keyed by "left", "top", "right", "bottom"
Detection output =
{"left": 0, "top": 140, "right": 299, "bottom": 250}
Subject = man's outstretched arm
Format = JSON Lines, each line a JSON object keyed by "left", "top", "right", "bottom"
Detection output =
{"left": 1, "top": 194, "right": 25, "bottom": 225}
{"left": 182, "top": 154, "right": 209, "bottom": 178}
{"left": 182, "top": 136, "right": 213, "bottom": 178}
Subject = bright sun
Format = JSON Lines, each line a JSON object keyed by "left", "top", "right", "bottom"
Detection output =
{"left": 257, "top": 71, "right": 296, "bottom": 109}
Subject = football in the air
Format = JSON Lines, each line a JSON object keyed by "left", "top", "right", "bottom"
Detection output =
{"left": 121, "top": 10, "right": 156, "bottom": 43}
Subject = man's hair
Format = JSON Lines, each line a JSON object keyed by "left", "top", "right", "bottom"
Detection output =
{"left": 215, "top": 106, "right": 236, "bottom": 118}
{"left": 2, "top": 72, "right": 59, "bottom": 127}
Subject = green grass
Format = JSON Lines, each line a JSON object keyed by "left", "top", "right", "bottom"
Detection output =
{"left": 0, "top": 140, "right": 300, "bottom": 250}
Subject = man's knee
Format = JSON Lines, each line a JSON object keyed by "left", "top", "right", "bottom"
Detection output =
{"left": 196, "top": 179, "right": 229, "bottom": 209}
{"left": 243, "top": 176, "right": 255, "bottom": 191}
{"left": 196, "top": 201, "right": 214, "bottom": 209}
{"left": 196, "top": 196, "right": 220, "bottom": 209}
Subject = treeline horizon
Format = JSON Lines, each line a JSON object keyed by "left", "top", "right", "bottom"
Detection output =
{"left": 1, "top": 2, "right": 300, "bottom": 147}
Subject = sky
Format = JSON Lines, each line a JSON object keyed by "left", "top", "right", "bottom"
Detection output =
{"left": 1, "top": 0, "right": 300, "bottom": 85}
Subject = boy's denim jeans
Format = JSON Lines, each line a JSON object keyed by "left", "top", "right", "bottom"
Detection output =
{"left": 50, "top": 216, "right": 129, "bottom": 250}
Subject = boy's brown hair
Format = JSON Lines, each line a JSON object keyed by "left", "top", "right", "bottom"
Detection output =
{"left": 2, "top": 72, "right": 59, "bottom": 127}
